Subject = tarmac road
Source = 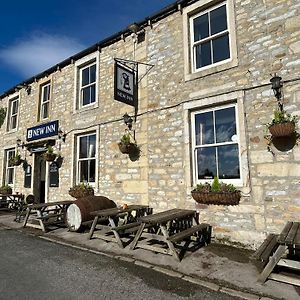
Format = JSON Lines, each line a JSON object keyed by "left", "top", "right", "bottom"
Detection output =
{"left": 0, "top": 228, "right": 240, "bottom": 300}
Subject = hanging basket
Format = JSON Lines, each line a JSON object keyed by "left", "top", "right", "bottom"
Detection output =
{"left": 118, "top": 142, "right": 137, "bottom": 154}
{"left": 43, "top": 153, "right": 57, "bottom": 162}
{"left": 191, "top": 191, "right": 241, "bottom": 206}
{"left": 9, "top": 157, "right": 23, "bottom": 166}
{"left": 269, "top": 122, "right": 295, "bottom": 137}
{"left": 0, "top": 187, "right": 12, "bottom": 195}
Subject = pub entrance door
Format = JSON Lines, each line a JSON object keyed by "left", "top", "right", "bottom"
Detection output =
{"left": 33, "top": 153, "right": 47, "bottom": 203}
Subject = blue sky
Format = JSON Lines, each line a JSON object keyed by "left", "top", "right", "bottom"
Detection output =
{"left": 0, "top": 0, "right": 175, "bottom": 94}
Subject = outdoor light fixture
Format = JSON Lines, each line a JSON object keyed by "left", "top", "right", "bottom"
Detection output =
{"left": 123, "top": 113, "right": 133, "bottom": 130}
{"left": 58, "top": 129, "right": 66, "bottom": 142}
{"left": 16, "top": 138, "right": 25, "bottom": 149}
{"left": 128, "top": 23, "right": 140, "bottom": 34}
{"left": 270, "top": 75, "right": 283, "bottom": 100}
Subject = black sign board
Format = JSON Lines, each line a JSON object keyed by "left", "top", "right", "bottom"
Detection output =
{"left": 24, "top": 165, "right": 32, "bottom": 188}
{"left": 49, "top": 162, "right": 59, "bottom": 187}
{"left": 114, "top": 61, "right": 137, "bottom": 107}
{"left": 27, "top": 120, "right": 59, "bottom": 142}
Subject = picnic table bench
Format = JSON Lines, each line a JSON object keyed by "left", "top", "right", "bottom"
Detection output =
{"left": 257, "top": 221, "right": 300, "bottom": 286}
{"left": 23, "top": 200, "right": 74, "bottom": 232}
{"left": 129, "top": 208, "right": 212, "bottom": 261}
{"left": 0, "top": 193, "right": 24, "bottom": 210}
{"left": 88, "top": 205, "right": 152, "bottom": 248}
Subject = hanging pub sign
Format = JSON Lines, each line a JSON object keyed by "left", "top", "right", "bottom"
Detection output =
{"left": 114, "top": 60, "right": 137, "bottom": 107}
{"left": 26, "top": 120, "right": 59, "bottom": 142}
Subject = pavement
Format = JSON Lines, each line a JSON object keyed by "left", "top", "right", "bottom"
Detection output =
{"left": 0, "top": 211, "right": 299, "bottom": 300}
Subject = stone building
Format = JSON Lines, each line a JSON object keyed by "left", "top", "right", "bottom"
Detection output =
{"left": 0, "top": 0, "right": 300, "bottom": 248}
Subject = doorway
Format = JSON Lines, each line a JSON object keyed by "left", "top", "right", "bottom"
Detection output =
{"left": 33, "top": 153, "right": 47, "bottom": 203}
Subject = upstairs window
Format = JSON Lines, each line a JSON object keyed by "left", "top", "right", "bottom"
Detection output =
{"left": 80, "top": 63, "right": 96, "bottom": 107}
{"left": 191, "top": 104, "right": 240, "bottom": 183}
{"left": 76, "top": 133, "right": 96, "bottom": 185}
{"left": 39, "top": 82, "right": 51, "bottom": 120}
{"left": 190, "top": 2, "right": 230, "bottom": 71}
{"left": 8, "top": 97, "right": 18, "bottom": 131}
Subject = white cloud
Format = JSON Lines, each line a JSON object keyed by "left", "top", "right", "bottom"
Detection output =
{"left": 0, "top": 32, "right": 85, "bottom": 77}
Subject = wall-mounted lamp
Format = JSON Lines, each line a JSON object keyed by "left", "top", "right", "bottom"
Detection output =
{"left": 58, "top": 129, "right": 66, "bottom": 142}
{"left": 123, "top": 113, "right": 133, "bottom": 130}
{"left": 16, "top": 138, "right": 25, "bottom": 149}
{"left": 270, "top": 74, "right": 283, "bottom": 111}
{"left": 128, "top": 23, "right": 140, "bottom": 34}
{"left": 25, "top": 85, "right": 31, "bottom": 95}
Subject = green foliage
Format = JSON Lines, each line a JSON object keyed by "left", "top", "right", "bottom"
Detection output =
{"left": 0, "top": 107, "right": 6, "bottom": 128}
{"left": 0, "top": 184, "right": 12, "bottom": 192}
{"left": 193, "top": 177, "right": 237, "bottom": 193}
{"left": 120, "top": 133, "right": 131, "bottom": 144}
{"left": 46, "top": 145, "right": 54, "bottom": 154}
{"left": 267, "top": 109, "right": 298, "bottom": 128}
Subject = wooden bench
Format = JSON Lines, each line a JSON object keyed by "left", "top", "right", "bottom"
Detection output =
{"left": 252, "top": 234, "right": 279, "bottom": 266}
{"left": 168, "top": 223, "right": 211, "bottom": 244}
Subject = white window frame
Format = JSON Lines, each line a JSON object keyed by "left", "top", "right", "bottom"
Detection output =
{"left": 191, "top": 103, "right": 241, "bottom": 185}
{"left": 74, "top": 52, "right": 99, "bottom": 111}
{"left": 8, "top": 97, "right": 19, "bottom": 131}
{"left": 5, "top": 148, "right": 16, "bottom": 185}
{"left": 183, "top": 0, "right": 238, "bottom": 81}
{"left": 39, "top": 82, "right": 51, "bottom": 120}
{"left": 190, "top": 1, "right": 230, "bottom": 73}
{"left": 76, "top": 132, "right": 97, "bottom": 186}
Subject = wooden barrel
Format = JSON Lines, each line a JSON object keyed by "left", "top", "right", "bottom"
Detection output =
{"left": 66, "top": 195, "right": 116, "bottom": 232}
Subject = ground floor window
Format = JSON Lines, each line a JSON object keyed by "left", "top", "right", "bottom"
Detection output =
{"left": 5, "top": 149, "right": 15, "bottom": 185}
{"left": 191, "top": 104, "right": 240, "bottom": 183}
{"left": 76, "top": 132, "right": 96, "bottom": 185}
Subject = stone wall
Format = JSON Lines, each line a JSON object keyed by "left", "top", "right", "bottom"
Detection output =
{"left": 0, "top": 0, "right": 300, "bottom": 248}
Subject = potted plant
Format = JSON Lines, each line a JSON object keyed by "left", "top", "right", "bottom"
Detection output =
{"left": 118, "top": 132, "right": 139, "bottom": 155}
{"left": 69, "top": 182, "right": 94, "bottom": 199}
{"left": 43, "top": 146, "right": 57, "bottom": 162}
{"left": 191, "top": 177, "right": 241, "bottom": 206}
{"left": 267, "top": 109, "right": 298, "bottom": 137}
{"left": 9, "top": 151, "right": 23, "bottom": 166}
{"left": 0, "top": 185, "right": 12, "bottom": 195}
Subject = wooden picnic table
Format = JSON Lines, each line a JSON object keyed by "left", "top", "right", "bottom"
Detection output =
{"left": 129, "top": 208, "right": 211, "bottom": 261}
{"left": 258, "top": 221, "right": 300, "bottom": 286}
{"left": 0, "top": 193, "right": 24, "bottom": 210}
{"left": 88, "top": 205, "right": 152, "bottom": 248}
{"left": 23, "top": 200, "right": 74, "bottom": 232}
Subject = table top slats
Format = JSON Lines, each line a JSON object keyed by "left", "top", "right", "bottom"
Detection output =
{"left": 91, "top": 205, "right": 148, "bottom": 217}
{"left": 139, "top": 209, "right": 196, "bottom": 225}
{"left": 278, "top": 221, "right": 293, "bottom": 244}
{"left": 30, "top": 200, "right": 74, "bottom": 209}
{"left": 286, "top": 222, "right": 300, "bottom": 245}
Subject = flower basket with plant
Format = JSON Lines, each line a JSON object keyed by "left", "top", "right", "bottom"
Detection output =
{"left": 9, "top": 151, "right": 23, "bottom": 166}
{"left": 118, "top": 132, "right": 139, "bottom": 154}
{"left": 0, "top": 185, "right": 12, "bottom": 195}
{"left": 69, "top": 182, "right": 94, "bottom": 199}
{"left": 43, "top": 146, "right": 57, "bottom": 162}
{"left": 267, "top": 109, "right": 298, "bottom": 137}
{"left": 191, "top": 177, "right": 240, "bottom": 206}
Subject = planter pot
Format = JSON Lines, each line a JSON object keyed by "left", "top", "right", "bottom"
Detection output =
{"left": 269, "top": 122, "right": 295, "bottom": 137}
{"left": 191, "top": 191, "right": 241, "bottom": 206}
{"left": 118, "top": 142, "right": 137, "bottom": 154}
{"left": 43, "top": 153, "right": 57, "bottom": 162}
{"left": 0, "top": 187, "right": 12, "bottom": 195}
{"left": 9, "top": 157, "right": 22, "bottom": 166}
{"left": 69, "top": 188, "right": 94, "bottom": 199}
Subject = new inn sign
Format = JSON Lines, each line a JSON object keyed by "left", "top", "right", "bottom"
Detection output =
{"left": 26, "top": 120, "right": 59, "bottom": 142}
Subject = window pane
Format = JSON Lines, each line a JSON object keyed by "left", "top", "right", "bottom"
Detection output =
{"left": 89, "top": 160, "right": 96, "bottom": 182}
{"left": 210, "top": 5, "right": 227, "bottom": 35}
{"left": 88, "top": 134, "right": 96, "bottom": 158}
{"left": 212, "top": 34, "right": 230, "bottom": 63}
{"left": 79, "top": 136, "right": 88, "bottom": 158}
{"left": 7, "top": 168, "right": 14, "bottom": 184}
{"left": 11, "top": 116, "right": 17, "bottom": 129}
{"left": 90, "top": 85, "right": 96, "bottom": 103}
{"left": 193, "top": 13, "right": 209, "bottom": 41}
{"left": 12, "top": 100, "right": 18, "bottom": 114}
{"left": 215, "top": 107, "right": 236, "bottom": 143}
{"left": 195, "top": 111, "right": 214, "bottom": 145}
{"left": 90, "top": 64, "right": 96, "bottom": 83}
{"left": 196, "top": 147, "right": 217, "bottom": 179}
{"left": 82, "top": 87, "right": 91, "bottom": 106}
{"left": 79, "top": 160, "right": 88, "bottom": 182}
{"left": 195, "top": 42, "right": 211, "bottom": 68}
{"left": 217, "top": 144, "right": 240, "bottom": 179}
{"left": 82, "top": 67, "right": 90, "bottom": 86}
